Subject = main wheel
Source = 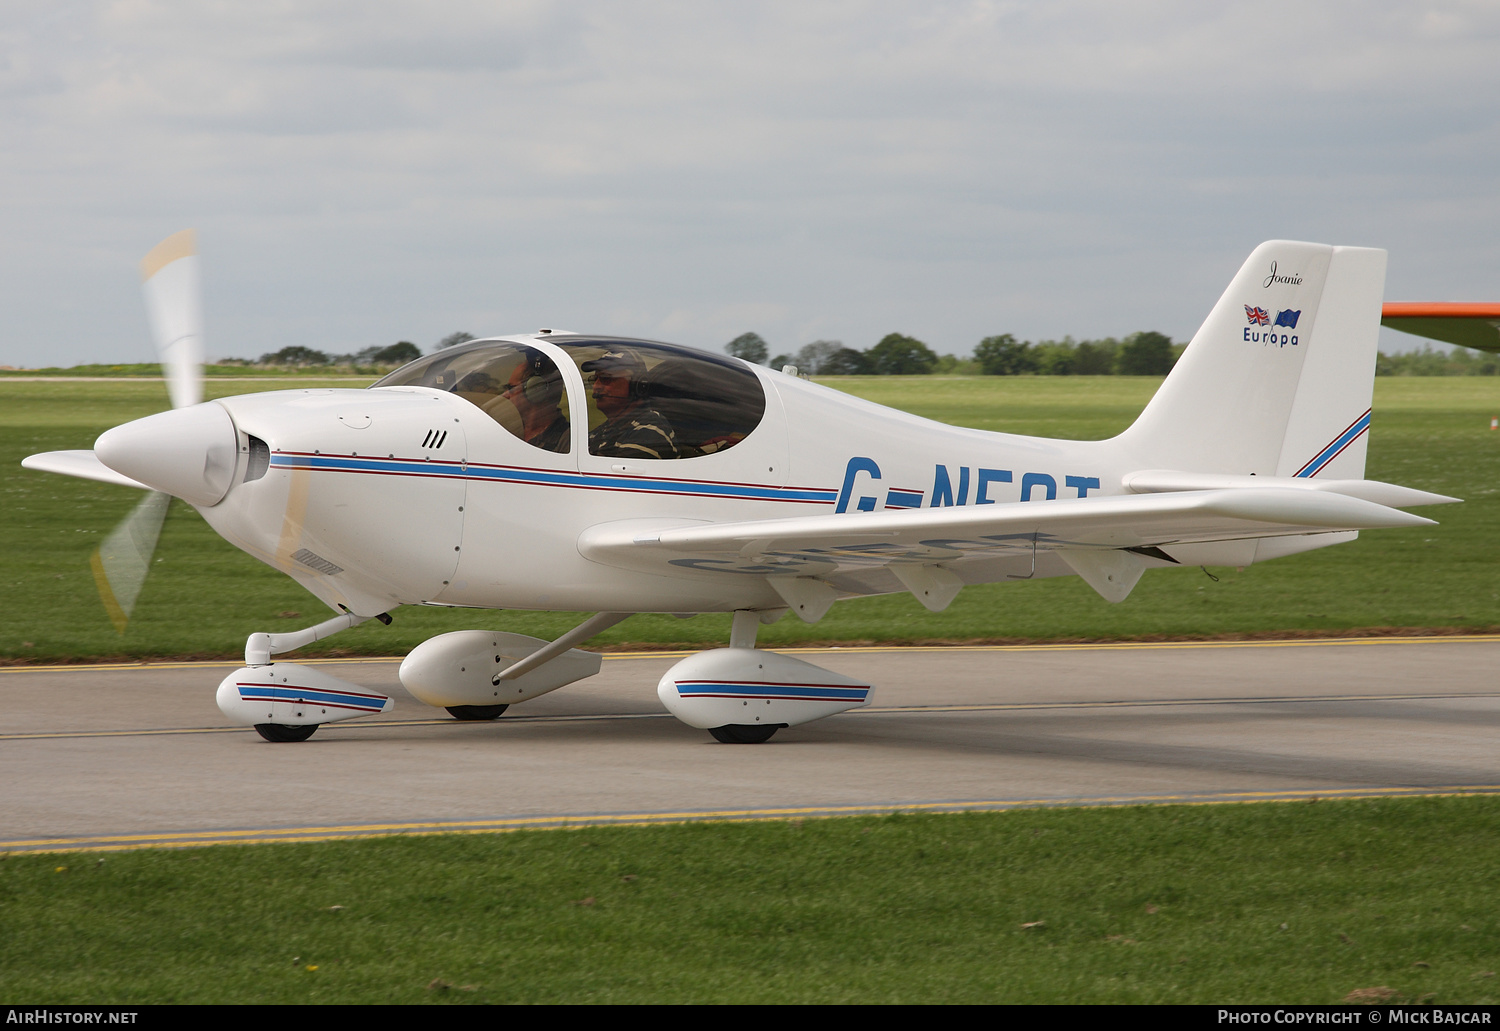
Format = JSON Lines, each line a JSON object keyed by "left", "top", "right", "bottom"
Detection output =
{"left": 709, "top": 724, "right": 781, "bottom": 744}
{"left": 254, "top": 723, "right": 318, "bottom": 742}
{"left": 446, "top": 704, "right": 510, "bottom": 721}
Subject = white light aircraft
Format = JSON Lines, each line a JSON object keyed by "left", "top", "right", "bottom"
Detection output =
{"left": 23, "top": 234, "right": 1460, "bottom": 744}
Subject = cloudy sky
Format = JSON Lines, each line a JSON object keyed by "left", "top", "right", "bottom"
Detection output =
{"left": 3, "top": 1, "right": 1497, "bottom": 367}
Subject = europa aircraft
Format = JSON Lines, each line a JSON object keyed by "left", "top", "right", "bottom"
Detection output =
{"left": 23, "top": 234, "right": 1461, "bottom": 743}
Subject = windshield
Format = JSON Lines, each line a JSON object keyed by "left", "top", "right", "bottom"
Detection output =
{"left": 372, "top": 341, "right": 571, "bottom": 454}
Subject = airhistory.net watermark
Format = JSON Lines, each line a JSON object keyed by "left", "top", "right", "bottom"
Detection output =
{"left": 5, "top": 1012, "right": 137, "bottom": 1024}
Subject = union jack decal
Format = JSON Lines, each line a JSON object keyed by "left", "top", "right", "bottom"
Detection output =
{"left": 1245, "top": 305, "right": 1269, "bottom": 326}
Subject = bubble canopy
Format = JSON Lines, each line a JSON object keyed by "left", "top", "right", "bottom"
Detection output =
{"left": 373, "top": 337, "right": 768, "bottom": 460}
{"left": 372, "top": 340, "right": 571, "bottom": 453}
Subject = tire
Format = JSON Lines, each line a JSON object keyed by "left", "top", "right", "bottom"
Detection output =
{"left": 446, "top": 704, "right": 510, "bottom": 721}
{"left": 254, "top": 723, "right": 318, "bottom": 742}
{"left": 709, "top": 724, "right": 781, "bottom": 744}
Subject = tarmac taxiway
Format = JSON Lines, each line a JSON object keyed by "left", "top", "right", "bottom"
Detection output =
{"left": 3, "top": 636, "right": 1498, "bottom": 852}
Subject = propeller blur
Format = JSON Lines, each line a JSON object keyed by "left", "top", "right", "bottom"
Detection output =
{"left": 22, "top": 235, "right": 1458, "bottom": 744}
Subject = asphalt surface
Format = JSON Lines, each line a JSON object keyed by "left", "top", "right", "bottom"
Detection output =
{"left": 3, "top": 637, "right": 1499, "bottom": 852}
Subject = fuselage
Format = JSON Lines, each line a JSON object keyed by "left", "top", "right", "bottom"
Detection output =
{"left": 188, "top": 334, "right": 1147, "bottom": 618}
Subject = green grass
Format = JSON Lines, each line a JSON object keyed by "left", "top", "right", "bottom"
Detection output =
{"left": 3, "top": 797, "right": 1498, "bottom": 1004}
{"left": 5, "top": 376, "right": 1500, "bottom": 661}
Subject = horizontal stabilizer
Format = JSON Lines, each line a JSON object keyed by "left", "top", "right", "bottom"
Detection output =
{"left": 22, "top": 450, "right": 152, "bottom": 490}
{"left": 1123, "top": 470, "right": 1458, "bottom": 508}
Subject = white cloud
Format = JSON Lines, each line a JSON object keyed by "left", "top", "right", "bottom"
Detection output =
{"left": 2, "top": 1, "right": 1498, "bottom": 366}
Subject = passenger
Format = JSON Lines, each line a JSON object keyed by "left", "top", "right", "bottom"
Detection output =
{"left": 501, "top": 352, "right": 570, "bottom": 453}
{"left": 581, "top": 350, "right": 678, "bottom": 460}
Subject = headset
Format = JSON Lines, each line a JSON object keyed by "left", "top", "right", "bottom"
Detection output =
{"left": 515, "top": 349, "right": 564, "bottom": 407}
{"left": 585, "top": 350, "right": 650, "bottom": 403}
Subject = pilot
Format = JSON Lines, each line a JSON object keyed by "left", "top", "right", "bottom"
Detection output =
{"left": 581, "top": 349, "right": 678, "bottom": 460}
{"left": 501, "top": 351, "right": 570, "bottom": 453}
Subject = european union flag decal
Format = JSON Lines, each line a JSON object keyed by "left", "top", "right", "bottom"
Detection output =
{"left": 1274, "top": 309, "right": 1301, "bottom": 329}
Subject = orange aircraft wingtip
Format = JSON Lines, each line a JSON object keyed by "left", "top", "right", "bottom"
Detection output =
{"left": 1381, "top": 302, "right": 1500, "bottom": 352}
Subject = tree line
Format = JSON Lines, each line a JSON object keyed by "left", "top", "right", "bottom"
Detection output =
{"left": 227, "top": 332, "right": 477, "bottom": 369}
{"left": 726, "top": 330, "right": 1182, "bottom": 376}
{"left": 1375, "top": 345, "right": 1500, "bottom": 376}
{"left": 232, "top": 328, "right": 1480, "bottom": 378}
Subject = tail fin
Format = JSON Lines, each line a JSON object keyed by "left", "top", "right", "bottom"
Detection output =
{"left": 1119, "top": 240, "right": 1386, "bottom": 479}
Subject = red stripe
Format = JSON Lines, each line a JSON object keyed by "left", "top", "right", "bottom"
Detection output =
{"left": 277, "top": 451, "right": 833, "bottom": 496}
{"left": 274, "top": 463, "right": 836, "bottom": 504}
{"left": 1294, "top": 409, "right": 1370, "bottom": 477}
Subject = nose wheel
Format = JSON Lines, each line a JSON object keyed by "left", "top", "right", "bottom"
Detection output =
{"left": 254, "top": 723, "right": 319, "bottom": 742}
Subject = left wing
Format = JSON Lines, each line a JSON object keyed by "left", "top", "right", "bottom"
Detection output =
{"left": 580, "top": 487, "right": 1435, "bottom": 612}
{"left": 22, "top": 450, "right": 152, "bottom": 490}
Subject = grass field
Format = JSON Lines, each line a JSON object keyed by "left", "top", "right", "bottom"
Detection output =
{"left": 4, "top": 797, "right": 1498, "bottom": 1004}
{"left": 4, "top": 375, "right": 1499, "bottom": 661}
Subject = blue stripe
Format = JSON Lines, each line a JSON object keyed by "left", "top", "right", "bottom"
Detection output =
{"left": 1297, "top": 411, "right": 1371, "bottom": 478}
{"left": 238, "top": 685, "right": 385, "bottom": 707}
{"left": 269, "top": 454, "right": 837, "bottom": 504}
{"left": 676, "top": 680, "right": 869, "bottom": 701}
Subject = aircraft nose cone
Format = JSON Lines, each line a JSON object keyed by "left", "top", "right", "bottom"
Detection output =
{"left": 95, "top": 402, "right": 238, "bottom": 506}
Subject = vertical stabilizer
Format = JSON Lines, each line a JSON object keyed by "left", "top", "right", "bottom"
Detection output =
{"left": 1119, "top": 241, "right": 1386, "bottom": 480}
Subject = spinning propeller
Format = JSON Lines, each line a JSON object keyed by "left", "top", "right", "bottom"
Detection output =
{"left": 91, "top": 230, "right": 204, "bottom": 633}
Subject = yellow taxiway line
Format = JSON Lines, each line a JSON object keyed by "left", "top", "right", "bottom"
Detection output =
{"left": 6, "top": 785, "right": 1499, "bottom": 855}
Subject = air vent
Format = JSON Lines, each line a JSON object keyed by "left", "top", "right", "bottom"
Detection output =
{"left": 421, "top": 429, "right": 449, "bottom": 449}
{"left": 245, "top": 435, "right": 270, "bottom": 482}
{"left": 292, "top": 548, "right": 343, "bottom": 576}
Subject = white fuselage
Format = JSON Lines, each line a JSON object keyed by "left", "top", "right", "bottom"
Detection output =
{"left": 201, "top": 352, "right": 1141, "bottom": 619}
